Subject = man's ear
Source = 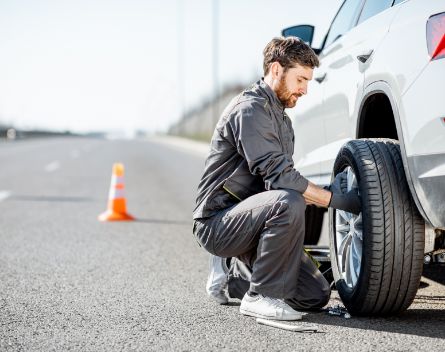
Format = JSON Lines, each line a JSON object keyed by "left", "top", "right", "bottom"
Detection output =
{"left": 270, "top": 62, "right": 283, "bottom": 80}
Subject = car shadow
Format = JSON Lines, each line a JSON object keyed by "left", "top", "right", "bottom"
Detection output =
{"left": 304, "top": 265, "right": 445, "bottom": 339}
{"left": 136, "top": 218, "right": 191, "bottom": 226}
{"left": 306, "top": 306, "right": 445, "bottom": 339}
{"left": 422, "top": 264, "right": 445, "bottom": 285}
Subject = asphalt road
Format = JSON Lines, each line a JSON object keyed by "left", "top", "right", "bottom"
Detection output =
{"left": 1, "top": 137, "right": 444, "bottom": 351}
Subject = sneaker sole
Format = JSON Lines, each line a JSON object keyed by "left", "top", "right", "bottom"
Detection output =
{"left": 239, "top": 307, "right": 302, "bottom": 321}
{"left": 208, "top": 293, "right": 228, "bottom": 305}
{"left": 213, "top": 297, "right": 228, "bottom": 305}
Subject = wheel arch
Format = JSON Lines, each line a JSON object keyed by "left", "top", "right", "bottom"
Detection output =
{"left": 356, "top": 81, "right": 430, "bottom": 226}
{"left": 357, "top": 91, "right": 398, "bottom": 140}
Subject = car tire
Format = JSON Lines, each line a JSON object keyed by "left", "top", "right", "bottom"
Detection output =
{"left": 329, "top": 139, "right": 425, "bottom": 316}
{"left": 304, "top": 205, "right": 325, "bottom": 245}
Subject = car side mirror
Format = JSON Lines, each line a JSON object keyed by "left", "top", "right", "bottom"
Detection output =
{"left": 281, "top": 25, "right": 321, "bottom": 55}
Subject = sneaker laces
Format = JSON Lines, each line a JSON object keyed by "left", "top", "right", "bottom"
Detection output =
{"left": 260, "top": 295, "right": 290, "bottom": 310}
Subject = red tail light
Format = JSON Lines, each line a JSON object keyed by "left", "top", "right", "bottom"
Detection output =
{"left": 427, "top": 12, "right": 445, "bottom": 60}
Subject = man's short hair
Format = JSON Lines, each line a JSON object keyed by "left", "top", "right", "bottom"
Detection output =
{"left": 263, "top": 37, "right": 320, "bottom": 75}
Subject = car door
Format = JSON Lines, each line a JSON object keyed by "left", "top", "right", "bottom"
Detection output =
{"left": 319, "top": 0, "right": 402, "bottom": 183}
{"left": 287, "top": 74, "right": 325, "bottom": 184}
{"left": 289, "top": 0, "right": 365, "bottom": 185}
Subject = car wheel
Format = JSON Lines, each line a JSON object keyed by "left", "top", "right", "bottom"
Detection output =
{"left": 329, "top": 139, "right": 425, "bottom": 316}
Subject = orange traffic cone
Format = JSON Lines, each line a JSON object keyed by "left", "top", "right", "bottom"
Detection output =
{"left": 98, "top": 163, "right": 135, "bottom": 221}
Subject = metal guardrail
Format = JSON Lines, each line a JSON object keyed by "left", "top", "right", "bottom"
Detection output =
{"left": 0, "top": 128, "right": 83, "bottom": 140}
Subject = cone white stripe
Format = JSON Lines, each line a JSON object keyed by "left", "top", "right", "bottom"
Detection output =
{"left": 111, "top": 176, "right": 124, "bottom": 185}
{"left": 45, "top": 161, "right": 60, "bottom": 172}
{"left": 109, "top": 188, "right": 125, "bottom": 199}
{"left": 0, "top": 190, "right": 11, "bottom": 202}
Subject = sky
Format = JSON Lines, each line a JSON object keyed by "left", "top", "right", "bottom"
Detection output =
{"left": 0, "top": 0, "right": 342, "bottom": 135}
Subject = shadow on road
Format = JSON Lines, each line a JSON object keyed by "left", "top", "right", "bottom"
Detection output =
{"left": 304, "top": 265, "right": 445, "bottom": 339}
{"left": 136, "top": 218, "right": 191, "bottom": 226}
{"left": 305, "top": 307, "right": 445, "bottom": 339}
{"left": 422, "top": 265, "right": 445, "bottom": 285}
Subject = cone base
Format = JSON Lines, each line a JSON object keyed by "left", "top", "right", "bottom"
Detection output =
{"left": 98, "top": 210, "right": 135, "bottom": 222}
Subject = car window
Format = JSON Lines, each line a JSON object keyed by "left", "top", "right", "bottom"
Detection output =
{"left": 357, "top": 0, "right": 393, "bottom": 25}
{"left": 392, "top": 0, "right": 406, "bottom": 5}
{"left": 324, "top": 0, "right": 364, "bottom": 49}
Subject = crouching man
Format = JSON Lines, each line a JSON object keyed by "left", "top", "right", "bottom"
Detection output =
{"left": 192, "top": 37, "right": 361, "bottom": 321}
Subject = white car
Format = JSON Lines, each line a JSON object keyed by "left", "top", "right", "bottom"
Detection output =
{"left": 283, "top": 0, "right": 445, "bottom": 316}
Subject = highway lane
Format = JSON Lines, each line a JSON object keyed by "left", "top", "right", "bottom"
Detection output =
{"left": 0, "top": 137, "right": 444, "bottom": 351}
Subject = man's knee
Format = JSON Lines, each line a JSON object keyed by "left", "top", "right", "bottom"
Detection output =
{"left": 316, "top": 277, "right": 332, "bottom": 308}
{"left": 285, "top": 275, "right": 331, "bottom": 311}
{"left": 308, "top": 273, "right": 331, "bottom": 309}
{"left": 274, "top": 190, "right": 306, "bottom": 224}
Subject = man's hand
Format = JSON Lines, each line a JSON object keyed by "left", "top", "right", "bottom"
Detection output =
{"left": 324, "top": 171, "right": 347, "bottom": 194}
{"left": 328, "top": 172, "right": 361, "bottom": 215}
{"left": 303, "top": 171, "right": 348, "bottom": 208}
{"left": 303, "top": 171, "right": 360, "bottom": 212}
{"left": 303, "top": 182, "right": 332, "bottom": 207}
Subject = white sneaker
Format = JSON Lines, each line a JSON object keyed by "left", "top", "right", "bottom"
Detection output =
{"left": 206, "top": 255, "right": 229, "bottom": 305}
{"left": 240, "top": 293, "right": 303, "bottom": 321}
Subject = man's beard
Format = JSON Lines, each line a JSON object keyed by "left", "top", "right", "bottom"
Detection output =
{"left": 275, "top": 75, "right": 301, "bottom": 108}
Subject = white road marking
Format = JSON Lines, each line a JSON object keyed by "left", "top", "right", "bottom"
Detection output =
{"left": 0, "top": 190, "right": 11, "bottom": 202}
{"left": 71, "top": 150, "right": 80, "bottom": 159}
{"left": 45, "top": 161, "right": 60, "bottom": 172}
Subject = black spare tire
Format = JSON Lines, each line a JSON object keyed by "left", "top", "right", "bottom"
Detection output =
{"left": 304, "top": 205, "right": 325, "bottom": 245}
{"left": 329, "top": 139, "right": 424, "bottom": 316}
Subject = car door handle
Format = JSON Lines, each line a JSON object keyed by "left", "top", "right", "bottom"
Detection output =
{"left": 357, "top": 50, "right": 374, "bottom": 63}
{"left": 314, "top": 72, "right": 327, "bottom": 83}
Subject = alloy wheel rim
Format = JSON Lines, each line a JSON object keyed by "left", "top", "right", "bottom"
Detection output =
{"left": 335, "top": 166, "right": 363, "bottom": 289}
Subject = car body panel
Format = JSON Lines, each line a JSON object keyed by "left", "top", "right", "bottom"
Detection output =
{"left": 408, "top": 153, "right": 445, "bottom": 227}
{"left": 319, "top": 4, "right": 402, "bottom": 178}
{"left": 367, "top": 0, "right": 445, "bottom": 157}
{"left": 289, "top": 74, "right": 325, "bottom": 180}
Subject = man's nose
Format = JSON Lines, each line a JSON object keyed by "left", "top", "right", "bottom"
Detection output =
{"left": 303, "top": 82, "right": 309, "bottom": 95}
